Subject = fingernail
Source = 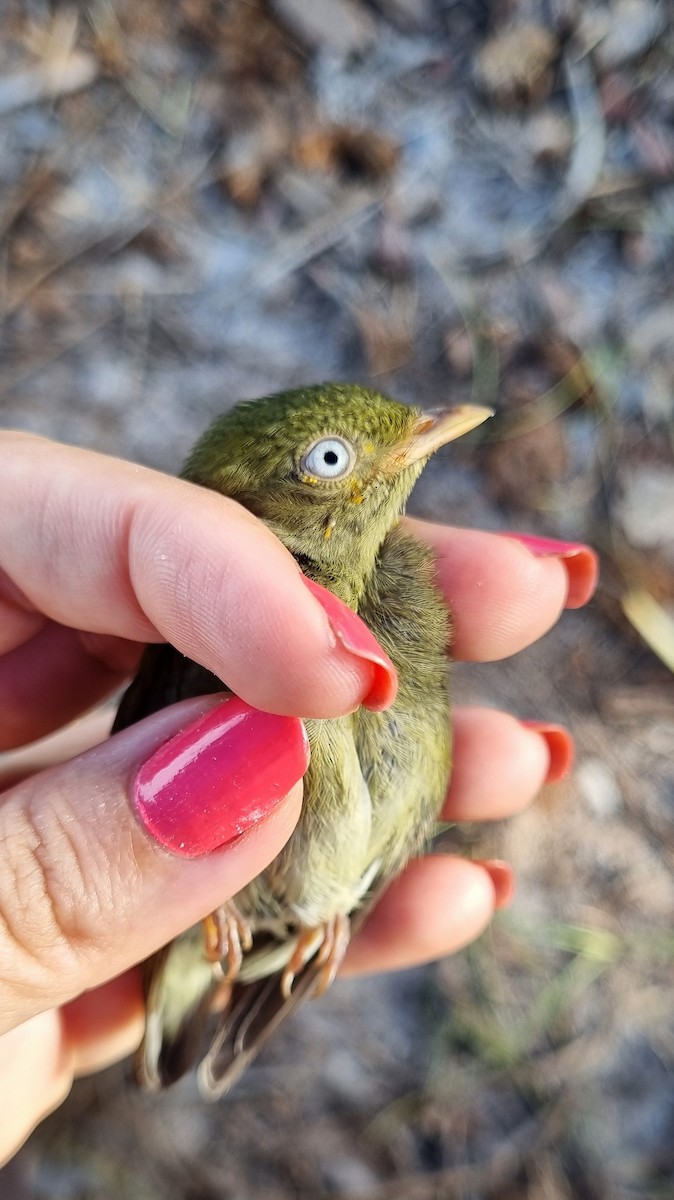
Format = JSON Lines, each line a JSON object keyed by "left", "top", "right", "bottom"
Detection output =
{"left": 503, "top": 534, "right": 598, "bottom": 608}
{"left": 521, "top": 720, "right": 575, "bottom": 782}
{"left": 300, "top": 576, "right": 398, "bottom": 711}
{"left": 475, "top": 859, "right": 515, "bottom": 909}
{"left": 133, "top": 698, "right": 309, "bottom": 857}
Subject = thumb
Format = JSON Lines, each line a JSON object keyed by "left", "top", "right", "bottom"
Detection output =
{"left": 0, "top": 695, "right": 306, "bottom": 1033}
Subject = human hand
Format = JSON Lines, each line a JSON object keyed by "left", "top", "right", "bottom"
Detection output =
{"left": 0, "top": 433, "right": 597, "bottom": 1162}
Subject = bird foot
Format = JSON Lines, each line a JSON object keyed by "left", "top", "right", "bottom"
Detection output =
{"left": 203, "top": 902, "right": 253, "bottom": 984}
{"left": 281, "top": 914, "right": 351, "bottom": 1000}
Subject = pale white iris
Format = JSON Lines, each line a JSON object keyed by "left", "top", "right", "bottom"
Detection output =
{"left": 301, "top": 437, "right": 355, "bottom": 480}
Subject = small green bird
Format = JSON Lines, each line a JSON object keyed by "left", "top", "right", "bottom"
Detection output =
{"left": 113, "top": 384, "right": 491, "bottom": 1096}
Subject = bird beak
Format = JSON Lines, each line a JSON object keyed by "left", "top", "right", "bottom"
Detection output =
{"left": 395, "top": 404, "right": 494, "bottom": 466}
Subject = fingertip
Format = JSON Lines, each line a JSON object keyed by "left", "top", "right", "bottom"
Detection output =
{"left": 445, "top": 707, "right": 554, "bottom": 821}
{"left": 563, "top": 546, "right": 599, "bottom": 608}
{"left": 130, "top": 699, "right": 308, "bottom": 857}
{"left": 205, "top": 567, "right": 394, "bottom": 719}
{"left": 520, "top": 720, "right": 575, "bottom": 782}
{"left": 473, "top": 859, "right": 515, "bottom": 910}
{"left": 437, "top": 857, "right": 497, "bottom": 940}
{"left": 406, "top": 522, "right": 569, "bottom": 661}
{"left": 501, "top": 534, "right": 599, "bottom": 609}
{"left": 299, "top": 576, "right": 398, "bottom": 712}
{"left": 343, "top": 855, "right": 496, "bottom": 976}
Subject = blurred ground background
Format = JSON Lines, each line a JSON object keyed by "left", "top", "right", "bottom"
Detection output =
{"left": 1, "top": 0, "right": 673, "bottom": 1196}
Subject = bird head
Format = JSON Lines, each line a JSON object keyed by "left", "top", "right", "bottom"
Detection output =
{"left": 183, "top": 384, "right": 491, "bottom": 599}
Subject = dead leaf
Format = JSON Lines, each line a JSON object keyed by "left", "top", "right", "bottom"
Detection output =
{"left": 219, "top": 114, "right": 292, "bottom": 207}
{"left": 182, "top": 0, "right": 302, "bottom": 83}
{"left": 622, "top": 588, "right": 674, "bottom": 674}
{"left": 526, "top": 112, "right": 573, "bottom": 165}
{"left": 475, "top": 23, "right": 559, "bottom": 109}
{"left": 294, "top": 126, "right": 399, "bottom": 182}
{"left": 0, "top": 48, "right": 98, "bottom": 115}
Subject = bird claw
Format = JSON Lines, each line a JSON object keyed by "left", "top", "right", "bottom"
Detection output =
{"left": 203, "top": 902, "right": 253, "bottom": 984}
{"left": 281, "top": 914, "right": 351, "bottom": 1000}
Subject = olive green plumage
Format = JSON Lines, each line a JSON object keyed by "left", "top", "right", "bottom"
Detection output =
{"left": 183, "top": 383, "right": 438, "bottom": 605}
{"left": 113, "top": 383, "right": 482, "bottom": 1097}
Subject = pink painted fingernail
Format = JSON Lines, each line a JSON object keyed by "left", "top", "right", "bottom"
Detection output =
{"left": 503, "top": 534, "right": 599, "bottom": 608}
{"left": 475, "top": 859, "right": 515, "bottom": 909}
{"left": 133, "top": 698, "right": 309, "bottom": 857}
{"left": 300, "top": 575, "right": 398, "bottom": 711}
{"left": 521, "top": 720, "right": 575, "bottom": 782}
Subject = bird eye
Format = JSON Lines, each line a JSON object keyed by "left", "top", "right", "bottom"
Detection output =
{"left": 301, "top": 437, "right": 355, "bottom": 480}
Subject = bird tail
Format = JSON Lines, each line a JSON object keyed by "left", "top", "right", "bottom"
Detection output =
{"left": 136, "top": 930, "right": 219, "bottom": 1091}
{"left": 197, "top": 969, "right": 321, "bottom": 1098}
{"left": 135, "top": 924, "right": 323, "bottom": 1096}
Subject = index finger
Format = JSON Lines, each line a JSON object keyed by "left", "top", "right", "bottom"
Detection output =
{"left": 0, "top": 434, "right": 385, "bottom": 728}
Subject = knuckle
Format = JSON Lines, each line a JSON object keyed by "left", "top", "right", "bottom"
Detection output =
{"left": 0, "top": 778, "right": 128, "bottom": 1005}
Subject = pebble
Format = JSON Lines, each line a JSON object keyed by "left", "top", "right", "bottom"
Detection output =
{"left": 577, "top": 758, "right": 623, "bottom": 819}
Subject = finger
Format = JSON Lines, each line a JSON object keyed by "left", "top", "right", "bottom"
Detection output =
{"left": 0, "top": 973, "right": 145, "bottom": 1165}
{"left": 343, "top": 855, "right": 497, "bottom": 976}
{"left": 405, "top": 520, "right": 597, "bottom": 661}
{"left": 445, "top": 707, "right": 574, "bottom": 821}
{"left": 0, "top": 694, "right": 306, "bottom": 1033}
{"left": 0, "top": 434, "right": 392, "bottom": 730}
{"left": 0, "top": 708, "right": 114, "bottom": 791}
{"left": 0, "top": 623, "right": 140, "bottom": 751}
{"left": 63, "top": 971, "right": 145, "bottom": 1076}
{"left": 500, "top": 533, "right": 599, "bottom": 609}
{"left": 0, "top": 1010, "right": 71, "bottom": 1166}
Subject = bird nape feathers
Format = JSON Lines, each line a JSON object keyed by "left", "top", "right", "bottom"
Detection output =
{"left": 112, "top": 383, "right": 492, "bottom": 1097}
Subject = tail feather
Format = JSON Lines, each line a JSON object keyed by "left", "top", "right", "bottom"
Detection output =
{"left": 136, "top": 934, "right": 218, "bottom": 1091}
{"left": 196, "top": 897, "right": 380, "bottom": 1098}
{"left": 197, "top": 968, "right": 321, "bottom": 1098}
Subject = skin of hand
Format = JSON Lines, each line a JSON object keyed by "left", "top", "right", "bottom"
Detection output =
{"left": 0, "top": 431, "right": 596, "bottom": 1164}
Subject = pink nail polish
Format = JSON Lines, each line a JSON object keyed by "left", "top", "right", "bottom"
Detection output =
{"left": 475, "top": 859, "right": 515, "bottom": 909}
{"left": 503, "top": 533, "right": 599, "bottom": 609}
{"left": 521, "top": 720, "right": 575, "bottom": 782}
{"left": 300, "top": 576, "right": 398, "bottom": 711}
{"left": 133, "top": 699, "right": 309, "bottom": 857}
